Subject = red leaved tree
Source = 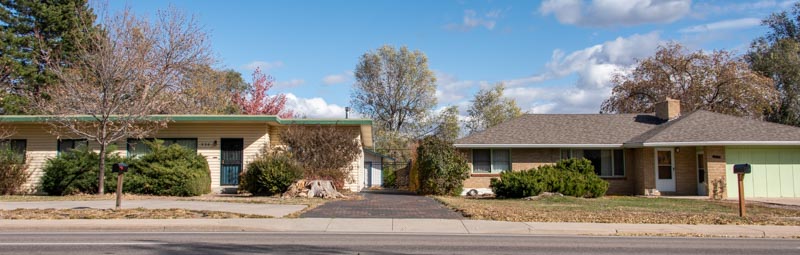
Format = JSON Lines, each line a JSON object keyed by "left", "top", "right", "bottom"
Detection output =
{"left": 233, "top": 68, "right": 294, "bottom": 118}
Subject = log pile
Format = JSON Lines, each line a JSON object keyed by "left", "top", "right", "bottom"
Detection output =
{"left": 282, "top": 179, "right": 346, "bottom": 199}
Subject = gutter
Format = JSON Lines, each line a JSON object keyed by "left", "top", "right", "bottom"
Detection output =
{"left": 453, "top": 144, "right": 624, "bottom": 148}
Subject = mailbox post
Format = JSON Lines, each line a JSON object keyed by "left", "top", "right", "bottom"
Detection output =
{"left": 733, "top": 164, "right": 751, "bottom": 217}
{"left": 112, "top": 163, "right": 129, "bottom": 209}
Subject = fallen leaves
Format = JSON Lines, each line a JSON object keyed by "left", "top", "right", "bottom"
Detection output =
{"left": 434, "top": 196, "right": 800, "bottom": 225}
{"left": 0, "top": 208, "right": 270, "bottom": 220}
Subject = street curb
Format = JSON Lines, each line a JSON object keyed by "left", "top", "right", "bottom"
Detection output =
{"left": 0, "top": 219, "right": 798, "bottom": 239}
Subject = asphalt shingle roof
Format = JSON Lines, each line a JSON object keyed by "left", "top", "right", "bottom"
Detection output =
{"left": 455, "top": 110, "right": 800, "bottom": 147}
{"left": 627, "top": 110, "right": 800, "bottom": 144}
{"left": 456, "top": 114, "right": 663, "bottom": 145}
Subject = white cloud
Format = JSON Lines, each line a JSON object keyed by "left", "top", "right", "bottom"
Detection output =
{"left": 539, "top": 0, "right": 691, "bottom": 27}
{"left": 434, "top": 71, "right": 484, "bottom": 104}
{"left": 444, "top": 9, "right": 503, "bottom": 31}
{"left": 284, "top": 93, "right": 354, "bottom": 119}
{"left": 275, "top": 79, "right": 305, "bottom": 88}
{"left": 679, "top": 18, "right": 762, "bottom": 33}
{"left": 502, "top": 32, "right": 663, "bottom": 113}
{"left": 243, "top": 60, "right": 284, "bottom": 71}
{"left": 322, "top": 74, "right": 348, "bottom": 85}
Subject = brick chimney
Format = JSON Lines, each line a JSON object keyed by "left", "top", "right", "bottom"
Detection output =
{"left": 655, "top": 98, "right": 680, "bottom": 121}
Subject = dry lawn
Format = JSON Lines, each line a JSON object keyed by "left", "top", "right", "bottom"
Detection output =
{"left": 435, "top": 196, "right": 800, "bottom": 225}
{"left": 0, "top": 208, "right": 269, "bottom": 220}
{"left": 0, "top": 193, "right": 362, "bottom": 219}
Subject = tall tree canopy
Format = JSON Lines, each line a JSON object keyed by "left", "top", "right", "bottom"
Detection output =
{"left": 602, "top": 43, "right": 778, "bottom": 118}
{"left": 35, "top": 7, "right": 214, "bottom": 194}
{"left": 434, "top": 106, "right": 461, "bottom": 142}
{"left": 176, "top": 65, "right": 247, "bottom": 114}
{"left": 748, "top": 2, "right": 800, "bottom": 126}
{"left": 466, "top": 83, "right": 522, "bottom": 134}
{"left": 0, "top": 0, "right": 97, "bottom": 114}
{"left": 351, "top": 45, "right": 437, "bottom": 134}
{"left": 232, "top": 68, "right": 293, "bottom": 118}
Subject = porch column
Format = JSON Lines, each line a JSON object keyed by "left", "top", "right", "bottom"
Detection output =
{"left": 704, "top": 146, "right": 727, "bottom": 199}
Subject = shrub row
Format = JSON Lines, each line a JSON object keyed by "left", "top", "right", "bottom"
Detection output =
{"left": 0, "top": 149, "right": 29, "bottom": 195}
{"left": 41, "top": 141, "right": 211, "bottom": 196}
{"left": 490, "top": 158, "right": 609, "bottom": 198}
{"left": 238, "top": 152, "right": 303, "bottom": 196}
{"left": 415, "top": 136, "right": 470, "bottom": 196}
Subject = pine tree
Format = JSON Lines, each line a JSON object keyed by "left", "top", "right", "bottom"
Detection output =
{"left": 0, "top": 0, "right": 97, "bottom": 114}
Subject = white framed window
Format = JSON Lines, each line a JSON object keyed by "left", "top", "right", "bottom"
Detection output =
{"left": 472, "top": 149, "right": 510, "bottom": 174}
{"left": 561, "top": 148, "right": 625, "bottom": 177}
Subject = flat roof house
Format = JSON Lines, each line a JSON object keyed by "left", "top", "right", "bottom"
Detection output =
{"left": 455, "top": 99, "right": 800, "bottom": 198}
{"left": 0, "top": 115, "right": 373, "bottom": 193}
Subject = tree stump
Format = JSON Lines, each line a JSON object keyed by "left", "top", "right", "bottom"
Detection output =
{"left": 282, "top": 179, "right": 345, "bottom": 199}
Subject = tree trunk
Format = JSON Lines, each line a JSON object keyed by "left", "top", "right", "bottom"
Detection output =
{"left": 98, "top": 143, "right": 106, "bottom": 195}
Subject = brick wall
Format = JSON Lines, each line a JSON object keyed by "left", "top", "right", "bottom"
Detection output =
{"left": 511, "top": 148, "right": 559, "bottom": 171}
{"left": 636, "top": 147, "right": 656, "bottom": 194}
{"left": 704, "top": 146, "right": 727, "bottom": 199}
{"left": 673, "top": 146, "right": 698, "bottom": 195}
{"left": 605, "top": 149, "right": 637, "bottom": 195}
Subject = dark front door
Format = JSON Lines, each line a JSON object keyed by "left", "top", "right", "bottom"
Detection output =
{"left": 220, "top": 138, "right": 244, "bottom": 185}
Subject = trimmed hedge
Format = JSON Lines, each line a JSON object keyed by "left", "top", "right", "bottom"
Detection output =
{"left": 115, "top": 141, "right": 211, "bottom": 196}
{"left": 41, "top": 141, "right": 211, "bottom": 196}
{"left": 40, "top": 146, "right": 127, "bottom": 195}
{"left": 239, "top": 153, "right": 303, "bottom": 196}
{"left": 490, "top": 158, "right": 609, "bottom": 198}
{"left": 416, "top": 136, "right": 470, "bottom": 196}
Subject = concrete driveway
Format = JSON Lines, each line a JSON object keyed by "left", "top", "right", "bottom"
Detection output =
{"left": 0, "top": 200, "right": 306, "bottom": 218}
{"left": 300, "top": 189, "right": 463, "bottom": 219}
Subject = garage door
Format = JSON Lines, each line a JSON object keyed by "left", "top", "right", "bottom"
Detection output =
{"left": 725, "top": 148, "right": 800, "bottom": 198}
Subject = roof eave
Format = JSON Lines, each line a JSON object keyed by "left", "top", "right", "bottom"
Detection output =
{"left": 453, "top": 144, "right": 624, "bottom": 148}
{"left": 641, "top": 141, "right": 800, "bottom": 147}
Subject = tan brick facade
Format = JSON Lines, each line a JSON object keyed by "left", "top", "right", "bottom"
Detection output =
{"left": 704, "top": 146, "right": 727, "bottom": 199}
{"left": 673, "top": 146, "right": 698, "bottom": 195}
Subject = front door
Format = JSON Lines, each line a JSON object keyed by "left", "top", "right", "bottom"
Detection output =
{"left": 220, "top": 138, "right": 244, "bottom": 186}
{"left": 697, "top": 152, "right": 707, "bottom": 196}
{"left": 365, "top": 162, "right": 372, "bottom": 187}
{"left": 655, "top": 149, "right": 676, "bottom": 192}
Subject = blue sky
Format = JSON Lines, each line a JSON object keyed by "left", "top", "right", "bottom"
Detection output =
{"left": 107, "top": 0, "right": 794, "bottom": 118}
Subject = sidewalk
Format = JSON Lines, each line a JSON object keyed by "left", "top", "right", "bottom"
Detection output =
{"left": 1, "top": 218, "right": 797, "bottom": 238}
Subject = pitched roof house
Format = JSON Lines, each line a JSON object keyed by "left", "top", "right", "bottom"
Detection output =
{"left": 0, "top": 115, "right": 373, "bottom": 193}
{"left": 455, "top": 99, "right": 800, "bottom": 198}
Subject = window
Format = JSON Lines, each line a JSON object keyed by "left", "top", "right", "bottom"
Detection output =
{"left": 0, "top": 139, "right": 27, "bottom": 162}
{"left": 472, "top": 149, "right": 510, "bottom": 174}
{"left": 127, "top": 138, "right": 198, "bottom": 157}
{"left": 57, "top": 139, "right": 88, "bottom": 155}
{"left": 472, "top": 149, "right": 491, "bottom": 173}
{"left": 561, "top": 148, "right": 625, "bottom": 177}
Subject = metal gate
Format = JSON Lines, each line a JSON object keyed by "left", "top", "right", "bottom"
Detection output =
{"left": 220, "top": 138, "right": 244, "bottom": 185}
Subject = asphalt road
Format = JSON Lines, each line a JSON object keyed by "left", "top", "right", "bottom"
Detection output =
{"left": 0, "top": 232, "right": 797, "bottom": 255}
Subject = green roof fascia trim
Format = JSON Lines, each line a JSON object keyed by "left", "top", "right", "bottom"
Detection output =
{"left": 0, "top": 115, "right": 372, "bottom": 125}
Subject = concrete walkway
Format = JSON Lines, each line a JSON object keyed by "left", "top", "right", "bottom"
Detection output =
{"left": 0, "top": 218, "right": 797, "bottom": 238}
{"left": 0, "top": 200, "right": 306, "bottom": 218}
{"left": 746, "top": 198, "right": 800, "bottom": 207}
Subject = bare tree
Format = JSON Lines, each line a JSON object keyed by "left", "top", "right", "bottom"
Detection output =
{"left": 280, "top": 125, "right": 362, "bottom": 189}
{"left": 602, "top": 43, "right": 778, "bottom": 118}
{"left": 351, "top": 45, "right": 437, "bottom": 134}
{"left": 33, "top": 7, "right": 213, "bottom": 194}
